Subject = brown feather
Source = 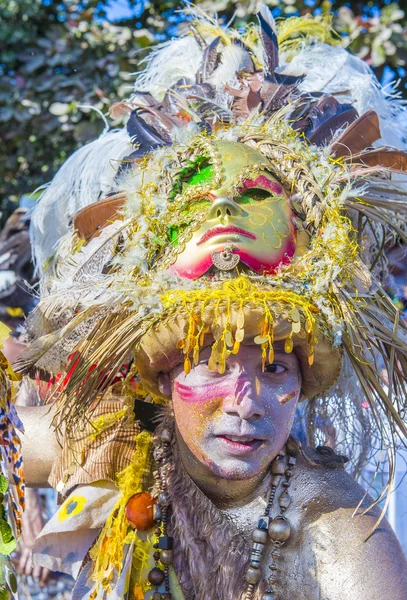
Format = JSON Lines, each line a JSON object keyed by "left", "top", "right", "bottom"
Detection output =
{"left": 330, "top": 110, "right": 381, "bottom": 157}
{"left": 345, "top": 147, "right": 407, "bottom": 171}
{"left": 73, "top": 193, "right": 126, "bottom": 242}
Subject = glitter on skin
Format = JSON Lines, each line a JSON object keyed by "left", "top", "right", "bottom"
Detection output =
{"left": 171, "top": 345, "right": 302, "bottom": 480}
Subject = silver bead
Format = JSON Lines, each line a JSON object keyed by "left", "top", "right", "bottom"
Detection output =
{"left": 160, "top": 549, "right": 173, "bottom": 565}
{"left": 268, "top": 517, "right": 291, "bottom": 543}
{"left": 245, "top": 566, "right": 261, "bottom": 584}
{"left": 158, "top": 492, "right": 170, "bottom": 506}
{"left": 253, "top": 528, "right": 268, "bottom": 544}
{"left": 252, "top": 542, "right": 265, "bottom": 552}
{"left": 262, "top": 593, "right": 275, "bottom": 600}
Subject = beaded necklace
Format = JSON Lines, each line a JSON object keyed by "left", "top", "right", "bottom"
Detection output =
{"left": 148, "top": 429, "right": 297, "bottom": 600}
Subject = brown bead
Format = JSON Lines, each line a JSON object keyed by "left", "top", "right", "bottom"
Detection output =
{"left": 148, "top": 567, "right": 165, "bottom": 585}
{"left": 271, "top": 460, "right": 286, "bottom": 475}
{"left": 279, "top": 491, "right": 291, "bottom": 510}
{"left": 271, "top": 474, "right": 282, "bottom": 487}
{"left": 126, "top": 492, "right": 156, "bottom": 531}
{"left": 252, "top": 528, "right": 268, "bottom": 544}
{"left": 268, "top": 517, "right": 291, "bottom": 543}
{"left": 245, "top": 566, "right": 261, "bottom": 584}
{"left": 154, "top": 527, "right": 162, "bottom": 536}
{"left": 153, "top": 551, "right": 161, "bottom": 561}
{"left": 160, "top": 549, "right": 173, "bottom": 565}
{"left": 153, "top": 593, "right": 162, "bottom": 600}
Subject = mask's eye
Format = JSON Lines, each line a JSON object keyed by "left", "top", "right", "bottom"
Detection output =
{"left": 187, "top": 164, "right": 214, "bottom": 187}
{"left": 237, "top": 188, "right": 272, "bottom": 205}
{"left": 264, "top": 363, "right": 287, "bottom": 375}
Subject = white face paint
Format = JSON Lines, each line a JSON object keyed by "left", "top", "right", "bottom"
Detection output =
{"left": 170, "top": 344, "right": 301, "bottom": 480}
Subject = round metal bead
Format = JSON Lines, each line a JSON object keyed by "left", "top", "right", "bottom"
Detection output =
{"left": 245, "top": 566, "right": 261, "bottom": 584}
{"left": 158, "top": 492, "right": 170, "bottom": 506}
{"left": 160, "top": 550, "right": 173, "bottom": 565}
{"left": 262, "top": 594, "right": 275, "bottom": 600}
{"left": 271, "top": 460, "right": 286, "bottom": 475}
{"left": 252, "top": 528, "right": 268, "bottom": 544}
{"left": 268, "top": 517, "right": 291, "bottom": 543}
{"left": 148, "top": 567, "right": 165, "bottom": 586}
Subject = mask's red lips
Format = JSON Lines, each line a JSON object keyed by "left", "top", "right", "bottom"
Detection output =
{"left": 197, "top": 226, "right": 257, "bottom": 245}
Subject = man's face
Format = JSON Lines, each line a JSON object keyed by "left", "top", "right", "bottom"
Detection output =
{"left": 171, "top": 141, "right": 298, "bottom": 279}
{"left": 170, "top": 344, "right": 301, "bottom": 480}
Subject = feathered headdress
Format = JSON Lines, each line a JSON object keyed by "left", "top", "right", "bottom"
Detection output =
{"left": 18, "top": 8, "right": 407, "bottom": 474}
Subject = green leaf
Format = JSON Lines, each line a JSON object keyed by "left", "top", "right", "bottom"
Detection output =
{"left": 0, "top": 538, "right": 17, "bottom": 557}
{"left": 0, "top": 477, "right": 8, "bottom": 495}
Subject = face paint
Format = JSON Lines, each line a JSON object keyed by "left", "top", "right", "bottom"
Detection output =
{"left": 171, "top": 141, "right": 299, "bottom": 279}
{"left": 171, "top": 345, "right": 301, "bottom": 480}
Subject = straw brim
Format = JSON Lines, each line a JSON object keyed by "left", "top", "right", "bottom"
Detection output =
{"left": 136, "top": 306, "right": 342, "bottom": 400}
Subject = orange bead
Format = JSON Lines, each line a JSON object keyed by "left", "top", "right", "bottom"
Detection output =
{"left": 125, "top": 492, "right": 156, "bottom": 531}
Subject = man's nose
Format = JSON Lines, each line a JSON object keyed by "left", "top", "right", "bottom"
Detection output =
{"left": 223, "top": 379, "right": 266, "bottom": 420}
{"left": 208, "top": 197, "right": 245, "bottom": 220}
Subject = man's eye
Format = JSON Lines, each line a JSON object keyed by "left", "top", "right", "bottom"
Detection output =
{"left": 236, "top": 188, "right": 272, "bottom": 205}
{"left": 265, "top": 363, "right": 286, "bottom": 375}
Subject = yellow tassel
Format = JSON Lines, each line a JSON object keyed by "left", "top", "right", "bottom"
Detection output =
{"left": 89, "top": 430, "right": 153, "bottom": 594}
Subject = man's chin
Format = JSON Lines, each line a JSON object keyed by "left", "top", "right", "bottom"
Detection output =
{"left": 205, "top": 452, "right": 268, "bottom": 480}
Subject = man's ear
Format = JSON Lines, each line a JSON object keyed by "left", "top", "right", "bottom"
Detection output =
{"left": 157, "top": 372, "right": 171, "bottom": 397}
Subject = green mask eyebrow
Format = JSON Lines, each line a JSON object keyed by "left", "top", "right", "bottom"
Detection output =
{"left": 187, "top": 163, "right": 214, "bottom": 187}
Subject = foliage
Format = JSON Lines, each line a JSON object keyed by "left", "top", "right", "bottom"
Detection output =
{"left": 1, "top": 0, "right": 407, "bottom": 224}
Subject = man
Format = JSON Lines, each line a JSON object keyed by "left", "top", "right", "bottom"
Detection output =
{"left": 10, "top": 6, "right": 407, "bottom": 600}
{"left": 18, "top": 343, "right": 407, "bottom": 599}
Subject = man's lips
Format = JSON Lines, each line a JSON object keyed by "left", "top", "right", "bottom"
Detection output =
{"left": 216, "top": 434, "right": 264, "bottom": 455}
{"left": 197, "top": 226, "right": 257, "bottom": 245}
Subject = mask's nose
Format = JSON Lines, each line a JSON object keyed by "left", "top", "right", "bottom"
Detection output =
{"left": 208, "top": 197, "right": 244, "bottom": 220}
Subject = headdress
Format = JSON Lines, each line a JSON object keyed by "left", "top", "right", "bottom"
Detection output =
{"left": 17, "top": 7, "right": 407, "bottom": 468}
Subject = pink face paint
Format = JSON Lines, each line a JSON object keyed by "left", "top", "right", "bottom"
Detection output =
{"left": 174, "top": 379, "right": 234, "bottom": 405}
{"left": 238, "top": 176, "right": 283, "bottom": 196}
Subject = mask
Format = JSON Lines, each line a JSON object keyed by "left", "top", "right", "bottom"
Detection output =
{"left": 171, "top": 141, "right": 306, "bottom": 280}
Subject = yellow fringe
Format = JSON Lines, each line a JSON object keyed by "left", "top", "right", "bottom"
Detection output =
{"left": 89, "top": 429, "right": 153, "bottom": 594}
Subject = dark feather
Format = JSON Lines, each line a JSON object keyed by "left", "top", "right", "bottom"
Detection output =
{"left": 199, "top": 36, "right": 221, "bottom": 82}
{"left": 257, "top": 5, "right": 279, "bottom": 80}
{"left": 294, "top": 95, "right": 358, "bottom": 146}
{"left": 330, "top": 110, "right": 381, "bottom": 157}
{"left": 126, "top": 108, "right": 172, "bottom": 151}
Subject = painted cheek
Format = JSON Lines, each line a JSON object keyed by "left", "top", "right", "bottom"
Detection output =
{"left": 275, "top": 380, "right": 301, "bottom": 406}
{"left": 174, "top": 380, "right": 232, "bottom": 404}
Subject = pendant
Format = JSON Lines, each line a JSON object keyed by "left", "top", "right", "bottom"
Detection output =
{"left": 212, "top": 245, "right": 240, "bottom": 271}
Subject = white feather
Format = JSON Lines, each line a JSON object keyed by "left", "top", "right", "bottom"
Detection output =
{"left": 133, "top": 37, "right": 203, "bottom": 101}
{"left": 30, "top": 129, "right": 132, "bottom": 273}
{"left": 281, "top": 44, "right": 407, "bottom": 150}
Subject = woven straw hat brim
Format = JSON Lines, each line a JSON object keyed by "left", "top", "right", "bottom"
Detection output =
{"left": 137, "top": 306, "right": 342, "bottom": 400}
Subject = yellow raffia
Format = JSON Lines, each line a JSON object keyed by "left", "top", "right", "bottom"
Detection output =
{"left": 161, "top": 276, "right": 319, "bottom": 373}
{"left": 89, "top": 429, "right": 153, "bottom": 594}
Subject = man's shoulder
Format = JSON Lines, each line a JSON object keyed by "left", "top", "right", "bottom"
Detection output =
{"left": 290, "top": 441, "right": 378, "bottom": 518}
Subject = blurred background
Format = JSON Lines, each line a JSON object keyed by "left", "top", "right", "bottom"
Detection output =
{"left": 1, "top": 0, "right": 407, "bottom": 597}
